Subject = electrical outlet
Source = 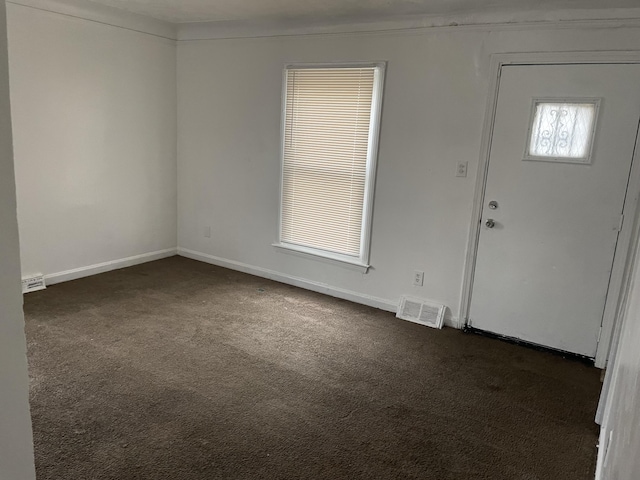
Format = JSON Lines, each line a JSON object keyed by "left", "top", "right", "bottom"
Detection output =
{"left": 456, "top": 161, "right": 468, "bottom": 177}
{"left": 204, "top": 226, "right": 211, "bottom": 238}
{"left": 413, "top": 270, "right": 424, "bottom": 286}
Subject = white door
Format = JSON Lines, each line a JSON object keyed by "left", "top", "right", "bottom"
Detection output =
{"left": 469, "top": 64, "right": 640, "bottom": 358}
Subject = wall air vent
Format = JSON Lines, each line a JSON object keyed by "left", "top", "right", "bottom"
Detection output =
{"left": 22, "top": 274, "right": 46, "bottom": 294}
{"left": 396, "top": 296, "right": 445, "bottom": 329}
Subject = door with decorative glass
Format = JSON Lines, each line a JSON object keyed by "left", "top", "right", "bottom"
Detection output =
{"left": 469, "top": 64, "right": 640, "bottom": 358}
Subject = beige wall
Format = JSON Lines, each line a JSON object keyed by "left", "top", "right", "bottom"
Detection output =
{"left": 0, "top": 1, "right": 36, "bottom": 478}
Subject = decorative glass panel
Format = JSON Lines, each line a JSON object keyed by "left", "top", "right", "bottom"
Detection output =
{"left": 527, "top": 101, "right": 598, "bottom": 163}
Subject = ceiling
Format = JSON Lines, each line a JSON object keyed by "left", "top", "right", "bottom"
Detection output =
{"left": 83, "top": 0, "right": 640, "bottom": 24}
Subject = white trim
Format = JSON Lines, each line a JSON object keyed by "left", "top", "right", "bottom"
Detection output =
{"left": 176, "top": 9, "right": 640, "bottom": 41}
{"left": 7, "top": 0, "right": 177, "bottom": 40}
{"left": 44, "top": 248, "right": 177, "bottom": 285}
{"left": 179, "top": 247, "right": 394, "bottom": 310}
{"left": 459, "top": 53, "right": 503, "bottom": 331}
{"left": 446, "top": 315, "right": 459, "bottom": 329}
{"left": 276, "top": 62, "right": 385, "bottom": 269}
{"left": 178, "top": 246, "right": 459, "bottom": 328}
{"left": 596, "top": 173, "right": 640, "bottom": 423}
{"left": 595, "top": 117, "right": 640, "bottom": 368}
{"left": 362, "top": 64, "right": 385, "bottom": 264}
{"left": 272, "top": 243, "right": 370, "bottom": 273}
{"left": 9, "top": 0, "right": 640, "bottom": 42}
{"left": 459, "top": 51, "right": 640, "bottom": 368}
{"left": 8, "top": 0, "right": 640, "bottom": 42}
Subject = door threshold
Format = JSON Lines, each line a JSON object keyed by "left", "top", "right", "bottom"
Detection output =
{"left": 463, "top": 326, "right": 595, "bottom": 366}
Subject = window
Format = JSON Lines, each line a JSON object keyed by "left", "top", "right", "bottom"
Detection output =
{"left": 276, "top": 63, "right": 385, "bottom": 269}
{"left": 525, "top": 99, "right": 599, "bottom": 164}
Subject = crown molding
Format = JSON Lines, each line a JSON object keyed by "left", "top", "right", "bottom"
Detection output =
{"left": 6, "top": 0, "right": 640, "bottom": 43}
{"left": 7, "top": 0, "right": 177, "bottom": 40}
{"left": 176, "top": 7, "right": 640, "bottom": 41}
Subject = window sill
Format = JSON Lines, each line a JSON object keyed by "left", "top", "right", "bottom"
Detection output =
{"left": 272, "top": 243, "right": 371, "bottom": 273}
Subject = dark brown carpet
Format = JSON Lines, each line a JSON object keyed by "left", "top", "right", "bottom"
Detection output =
{"left": 24, "top": 256, "right": 600, "bottom": 480}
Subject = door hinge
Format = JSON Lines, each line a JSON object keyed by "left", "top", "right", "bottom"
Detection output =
{"left": 617, "top": 214, "right": 624, "bottom": 232}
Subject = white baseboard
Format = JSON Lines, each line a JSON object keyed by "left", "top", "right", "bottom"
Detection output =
{"left": 177, "top": 247, "right": 459, "bottom": 328}
{"left": 445, "top": 314, "right": 460, "bottom": 329}
{"left": 44, "top": 247, "right": 177, "bottom": 285}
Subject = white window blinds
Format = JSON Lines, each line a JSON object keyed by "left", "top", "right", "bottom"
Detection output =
{"left": 280, "top": 66, "right": 380, "bottom": 260}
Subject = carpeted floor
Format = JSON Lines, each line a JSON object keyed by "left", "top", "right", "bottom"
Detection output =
{"left": 23, "top": 256, "right": 601, "bottom": 480}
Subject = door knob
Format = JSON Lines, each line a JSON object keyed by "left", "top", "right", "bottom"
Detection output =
{"left": 485, "top": 219, "right": 496, "bottom": 228}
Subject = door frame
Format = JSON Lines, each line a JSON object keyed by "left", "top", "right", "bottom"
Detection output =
{"left": 459, "top": 51, "right": 640, "bottom": 368}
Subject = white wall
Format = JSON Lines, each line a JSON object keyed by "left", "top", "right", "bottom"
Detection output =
{"left": 2, "top": 7, "right": 639, "bottom": 478}
{"left": 177, "top": 24, "right": 640, "bottom": 321}
{"left": 7, "top": 4, "right": 177, "bottom": 282}
{"left": 597, "top": 226, "right": 640, "bottom": 479}
{"left": 0, "top": 0, "right": 36, "bottom": 478}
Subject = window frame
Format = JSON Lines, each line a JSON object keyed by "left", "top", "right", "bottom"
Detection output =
{"left": 274, "top": 62, "right": 386, "bottom": 272}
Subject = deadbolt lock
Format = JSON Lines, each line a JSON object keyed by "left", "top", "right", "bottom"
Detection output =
{"left": 488, "top": 201, "right": 498, "bottom": 210}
